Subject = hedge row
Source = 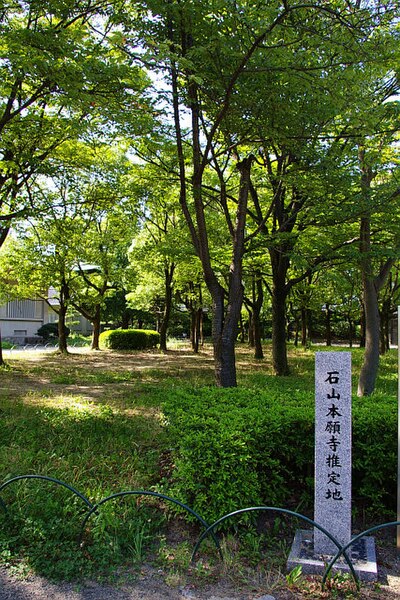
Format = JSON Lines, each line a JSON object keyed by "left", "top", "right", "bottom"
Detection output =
{"left": 161, "top": 387, "right": 396, "bottom": 524}
{"left": 99, "top": 329, "right": 160, "bottom": 350}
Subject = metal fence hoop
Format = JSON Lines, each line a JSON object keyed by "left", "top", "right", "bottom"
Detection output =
{"left": 0, "top": 475, "right": 94, "bottom": 514}
{"left": 79, "top": 490, "right": 221, "bottom": 556}
{"left": 322, "top": 519, "right": 400, "bottom": 586}
{"left": 191, "top": 506, "right": 358, "bottom": 586}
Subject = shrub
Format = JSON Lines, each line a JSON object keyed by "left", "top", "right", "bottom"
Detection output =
{"left": 99, "top": 328, "right": 160, "bottom": 350}
{"left": 1, "top": 340, "right": 15, "bottom": 349}
{"left": 162, "top": 387, "right": 396, "bottom": 524}
{"left": 37, "top": 322, "right": 70, "bottom": 340}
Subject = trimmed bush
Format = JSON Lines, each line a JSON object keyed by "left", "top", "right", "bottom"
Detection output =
{"left": 37, "top": 322, "right": 70, "bottom": 340}
{"left": 162, "top": 387, "right": 396, "bottom": 524}
{"left": 99, "top": 328, "right": 160, "bottom": 350}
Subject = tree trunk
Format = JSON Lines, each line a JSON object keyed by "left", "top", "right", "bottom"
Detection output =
{"left": 359, "top": 306, "right": 366, "bottom": 347}
{"left": 195, "top": 308, "right": 202, "bottom": 351}
{"left": 57, "top": 304, "right": 69, "bottom": 353}
{"left": 91, "top": 305, "right": 101, "bottom": 350}
{"left": 211, "top": 158, "right": 252, "bottom": 386}
{"left": 379, "top": 299, "right": 391, "bottom": 354}
{"left": 121, "top": 308, "right": 131, "bottom": 329}
{"left": 159, "top": 264, "right": 175, "bottom": 352}
{"left": 252, "top": 275, "right": 264, "bottom": 359}
{"left": 56, "top": 278, "right": 69, "bottom": 353}
{"left": 170, "top": 37, "right": 251, "bottom": 386}
{"left": 301, "top": 308, "right": 307, "bottom": 346}
{"left": 271, "top": 281, "right": 289, "bottom": 375}
{"left": 347, "top": 316, "right": 354, "bottom": 348}
{"left": 253, "top": 307, "right": 264, "bottom": 359}
{"left": 190, "top": 306, "right": 202, "bottom": 353}
{"left": 357, "top": 263, "right": 380, "bottom": 395}
{"left": 325, "top": 303, "right": 332, "bottom": 346}
{"left": 269, "top": 236, "right": 290, "bottom": 374}
{"left": 247, "top": 308, "right": 254, "bottom": 346}
{"left": 357, "top": 149, "right": 394, "bottom": 396}
{"left": 190, "top": 307, "right": 197, "bottom": 352}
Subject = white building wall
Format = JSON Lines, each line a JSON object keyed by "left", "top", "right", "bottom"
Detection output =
{"left": 0, "top": 299, "right": 57, "bottom": 341}
{"left": 0, "top": 298, "right": 93, "bottom": 341}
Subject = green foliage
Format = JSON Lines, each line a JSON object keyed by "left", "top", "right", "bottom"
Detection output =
{"left": 1, "top": 340, "right": 15, "bottom": 349}
{"left": 162, "top": 385, "right": 397, "bottom": 524}
{"left": 37, "top": 323, "right": 70, "bottom": 340}
{"left": 0, "top": 483, "right": 165, "bottom": 581}
{"left": 99, "top": 329, "right": 160, "bottom": 350}
{"left": 162, "top": 387, "right": 312, "bottom": 524}
{"left": 353, "top": 398, "right": 397, "bottom": 515}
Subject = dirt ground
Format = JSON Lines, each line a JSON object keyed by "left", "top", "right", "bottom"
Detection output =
{"left": 1, "top": 563, "right": 400, "bottom": 600}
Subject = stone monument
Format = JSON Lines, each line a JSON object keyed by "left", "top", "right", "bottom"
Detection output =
{"left": 287, "top": 351, "right": 377, "bottom": 581}
{"left": 314, "top": 351, "right": 352, "bottom": 554}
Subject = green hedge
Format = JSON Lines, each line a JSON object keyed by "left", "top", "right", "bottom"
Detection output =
{"left": 161, "top": 387, "right": 396, "bottom": 524}
{"left": 99, "top": 329, "right": 160, "bottom": 350}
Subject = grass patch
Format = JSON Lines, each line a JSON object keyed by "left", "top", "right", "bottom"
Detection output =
{"left": 0, "top": 342, "right": 397, "bottom": 585}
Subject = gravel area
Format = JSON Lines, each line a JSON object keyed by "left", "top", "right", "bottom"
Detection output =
{"left": 0, "top": 567, "right": 277, "bottom": 600}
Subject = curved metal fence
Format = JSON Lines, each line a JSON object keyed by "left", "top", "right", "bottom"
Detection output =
{"left": 0, "top": 474, "right": 397, "bottom": 589}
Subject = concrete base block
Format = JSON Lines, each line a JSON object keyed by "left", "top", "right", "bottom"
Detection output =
{"left": 287, "top": 529, "right": 377, "bottom": 582}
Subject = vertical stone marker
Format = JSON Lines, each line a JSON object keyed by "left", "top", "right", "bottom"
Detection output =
{"left": 314, "top": 351, "right": 352, "bottom": 555}
{"left": 287, "top": 350, "right": 377, "bottom": 580}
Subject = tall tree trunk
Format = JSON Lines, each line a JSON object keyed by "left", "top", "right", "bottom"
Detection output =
{"left": 347, "top": 316, "right": 354, "bottom": 348}
{"left": 211, "top": 158, "right": 252, "bottom": 386}
{"left": 247, "top": 308, "right": 254, "bottom": 346}
{"left": 251, "top": 273, "right": 264, "bottom": 359}
{"left": 271, "top": 279, "right": 289, "bottom": 375}
{"left": 121, "top": 308, "right": 131, "bottom": 329}
{"left": 301, "top": 308, "right": 307, "bottom": 346}
{"left": 159, "top": 264, "right": 175, "bottom": 352}
{"left": 359, "top": 305, "right": 366, "bottom": 348}
{"left": 357, "top": 149, "right": 394, "bottom": 395}
{"left": 170, "top": 31, "right": 252, "bottom": 386}
{"left": 91, "top": 305, "right": 101, "bottom": 350}
{"left": 190, "top": 306, "right": 197, "bottom": 352}
{"left": 269, "top": 240, "right": 290, "bottom": 374}
{"left": 57, "top": 279, "right": 69, "bottom": 353}
{"left": 358, "top": 245, "right": 380, "bottom": 395}
{"left": 57, "top": 304, "right": 69, "bottom": 353}
{"left": 379, "top": 299, "right": 391, "bottom": 354}
{"left": 325, "top": 303, "right": 332, "bottom": 346}
{"left": 195, "top": 308, "right": 202, "bottom": 352}
{"left": 253, "top": 308, "right": 263, "bottom": 359}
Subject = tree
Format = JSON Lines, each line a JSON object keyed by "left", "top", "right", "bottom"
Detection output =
{"left": 127, "top": 210, "right": 182, "bottom": 351}
{"left": 131, "top": 0, "right": 396, "bottom": 384}
{"left": 357, "top": 138, "right": 400, "bottom": 395}
{"left": 68, "top": 164, "right": 139, "bottom": 350}
{"left": 0, "top": 141, "right": 138, "bottom": 352}
{"left": 1, "top": 217, "right": 77, "bottom": 353}
{"left": 0, "top": 0, "right": 151, "bottom": 247}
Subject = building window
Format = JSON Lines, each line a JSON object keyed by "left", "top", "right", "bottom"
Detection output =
{"left": 13, "top": 330, "right": 27, "bottom": 337}
{"left": 6, "top": 300, "right": 42, "bottom": 319}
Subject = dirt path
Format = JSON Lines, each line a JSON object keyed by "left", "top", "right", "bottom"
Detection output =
{"left": 0, "top": 567, "right": 281, "bottom": 600}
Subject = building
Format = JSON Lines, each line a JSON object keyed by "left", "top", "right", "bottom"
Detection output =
{"left": 0, "top": 292, "right": 92, "bottom": 343}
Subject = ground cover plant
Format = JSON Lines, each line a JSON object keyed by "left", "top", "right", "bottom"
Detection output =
{"left": 0, "top": 343, "right": 397, "bottom": 597}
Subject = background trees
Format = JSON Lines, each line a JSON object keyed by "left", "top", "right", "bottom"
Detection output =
{"left": 0, "top": 0, "right": 399, "bottom": 394}
{"left": 0, "top": 0, "right": 151, "bottom": 246}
